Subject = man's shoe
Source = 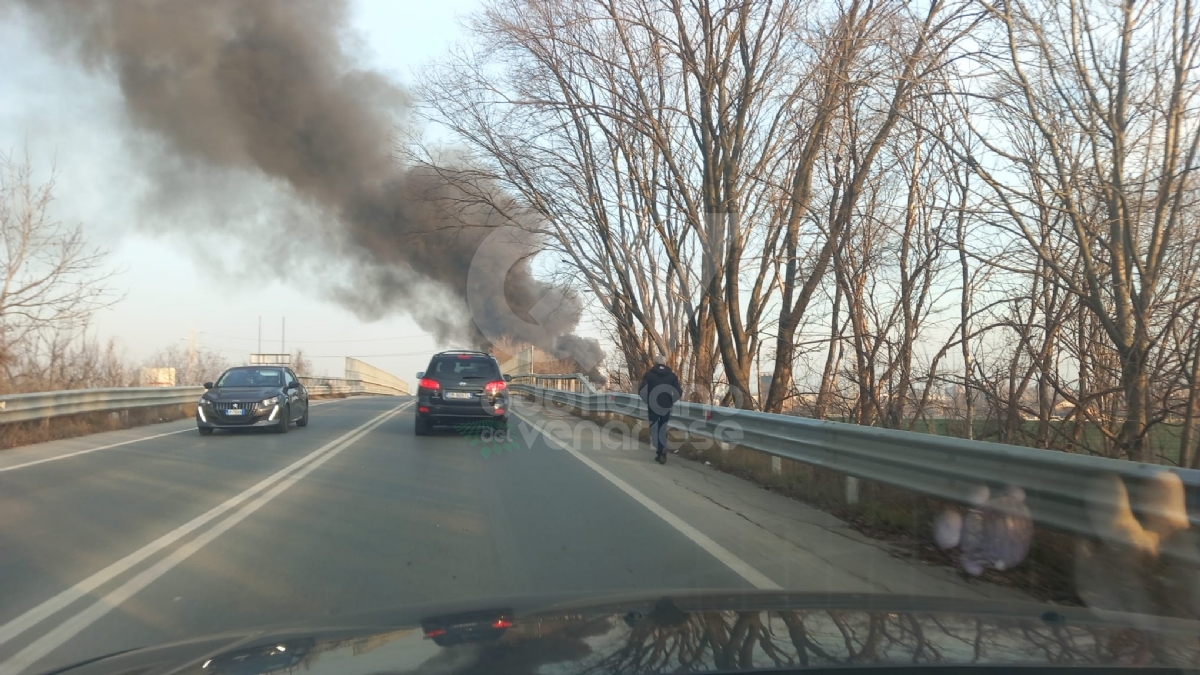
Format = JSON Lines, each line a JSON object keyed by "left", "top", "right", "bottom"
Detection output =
{"left": 656, "top": 453, "right": 666, "bottom": 465}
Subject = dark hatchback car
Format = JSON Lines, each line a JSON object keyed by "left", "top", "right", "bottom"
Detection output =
{"left": 414, "top": 351, "right": 511, "bottom": 435}
{"left": 196, "top": 366, "right": 309, "bottom": 435}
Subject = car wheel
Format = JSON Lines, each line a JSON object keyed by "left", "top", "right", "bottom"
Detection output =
{"left": 414, "top": 415, "right": 430, "bottom": 436}
{"left": 275, "top": 404, "right": 290, "bottom": 434}
{"left": 198, "top": 427, "right": 214, "bottom": 436}
{"left": 297, "top": 404, "right": 309, "bottom": 428}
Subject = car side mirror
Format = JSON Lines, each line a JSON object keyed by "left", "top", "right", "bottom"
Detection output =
{"left": 416, "top": 371, "right": 425, "bottom": 379}
{"left": 203, "top": 382, "right": 214, "bottom": 389}
{"left": 503, "top": 374, "right": 512, "bottom": 382}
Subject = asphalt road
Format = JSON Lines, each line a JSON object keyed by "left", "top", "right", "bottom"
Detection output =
{"left": 0, "top": 397, "right": 755, "bottom": 674}
{"left": 0, "top": 396, "right": 1017, "bottom": 674}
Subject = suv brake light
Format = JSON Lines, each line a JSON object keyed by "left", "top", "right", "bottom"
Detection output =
{"left": 419, "top": 378, "right": 440, "bottom": 390}
{"left": 484, "top": 380, "right": 506, "bottom": 396}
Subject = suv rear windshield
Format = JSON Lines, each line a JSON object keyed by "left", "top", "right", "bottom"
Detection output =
{"left": 427, "top": 356, "right": 500, "bottom": 380}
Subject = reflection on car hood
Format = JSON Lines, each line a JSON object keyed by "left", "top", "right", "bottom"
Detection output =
{"left": 207, "top": 388, "right": 280, "bottom": 402}
{"left": 49, "top": 591, "right": 1200, "bottom": 675}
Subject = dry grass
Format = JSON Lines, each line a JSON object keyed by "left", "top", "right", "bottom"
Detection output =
{"left": 0, "top": 404, "right": 194, "bottom": 451}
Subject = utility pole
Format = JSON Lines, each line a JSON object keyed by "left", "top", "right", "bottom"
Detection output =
{"left": 282, "top": 317, "right": 286, "bottom": 352}
{"left": 186, "top": 329, "right": 197, "bottom": 384}
{"left": 258, "top": 316, "right": 262, "bottom": 354}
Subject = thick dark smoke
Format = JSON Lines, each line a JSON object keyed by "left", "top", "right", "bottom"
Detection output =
{"left": 554, "top": 334, "right": 606, "bottom": 380}
{"left": 16, "top": 0, "right": 604, "bottom": 373}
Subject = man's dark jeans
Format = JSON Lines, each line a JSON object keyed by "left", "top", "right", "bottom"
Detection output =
{"left": 648, "top": 411, "right": 671, "bottom": 454}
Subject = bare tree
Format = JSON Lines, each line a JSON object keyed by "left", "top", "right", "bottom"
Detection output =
{"left": 0, "top": 152, "right": 117, "bottom": 394}
{"left": 414, "top": 0, "right": 807, "bottom": 406}
{"left": 291, "top": 348, "right": 314, "bottom": 377}
{"left": 764, "top": 0, "right": 975, "bottom": 413}
{"left": 142, "top": 344, "right": 229, "bottom": 387}
{"left": 953, "top": 0, "right": 1200, "bottom": 461}
{"left": 411, "top": 0, "right": 1200, "bottom": 466}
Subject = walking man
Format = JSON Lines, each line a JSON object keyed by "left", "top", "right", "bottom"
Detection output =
{"left": 639, "top": 354, "right": 682, "bottom": 464}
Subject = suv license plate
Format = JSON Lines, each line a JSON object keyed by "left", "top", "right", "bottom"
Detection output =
{"left": 226, "top": 409, "right": 246, "bottom": 416}
{"left": 445, "top": 392, "right": 472, "bottom": 400}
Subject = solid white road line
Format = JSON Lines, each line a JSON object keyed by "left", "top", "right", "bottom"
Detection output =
{"left": 0, "top": 402, "right": 411, "bottom": 657}
{"left": 514, "top": 411, "right": 782, "bottom": 591}
{"left": 0, "top": 429, "right": 194, "bottom": 473}
{"left": 0, "top": 401, "right": 410, "bottom": 675}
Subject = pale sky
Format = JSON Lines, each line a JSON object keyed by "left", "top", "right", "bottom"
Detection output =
{"left": 0, "top": 0, "right": 486, "bottom": 381}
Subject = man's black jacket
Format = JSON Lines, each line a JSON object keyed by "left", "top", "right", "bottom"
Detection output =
{"left": 639, "top": 364, "right": 682, "bottom": 415}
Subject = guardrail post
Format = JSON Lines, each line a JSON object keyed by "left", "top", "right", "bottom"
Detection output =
{"left": 771, "top": 456, "right": 781, "bottom": 475}
{"left": 845, "top": 476, "right": 860, "bottom": 505}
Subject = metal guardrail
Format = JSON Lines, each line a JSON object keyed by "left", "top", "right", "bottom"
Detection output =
{"left": 297, "top": 377, "right": 406, "bottom": 397}
{"left": 0, "top": 378, "right": 407, "bottom": 425}
{"left": 0, "top": 387, "right": 205, "bottom": 424}
{"left": 510, "top": 373, "right": 598, "bottom": 394}
{"left": 511, "top": 381, "right": 1200, "bottom": 549}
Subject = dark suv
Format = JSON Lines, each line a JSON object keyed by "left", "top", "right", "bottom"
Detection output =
{"left": 415, "top": 351, "right": 511, "bottom": 435}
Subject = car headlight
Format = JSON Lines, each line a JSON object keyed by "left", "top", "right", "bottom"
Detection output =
{"left": 261, "top": 396, "right": 280, "bottom": 407}
{"left": 200, "top": 396, "right": 215, "bottom": 405}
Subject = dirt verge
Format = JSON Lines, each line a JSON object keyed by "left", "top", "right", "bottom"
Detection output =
{"left": 570, "top": 406, "right": 1082, "bottom": 605}
{"left": 0, "top": 404, "right": 194, "bottom": 451}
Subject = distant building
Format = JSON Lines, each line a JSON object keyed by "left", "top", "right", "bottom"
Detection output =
{"left": 1051, "top": 400, "right": 1103, "bottom": 420}
{"left": 139, "top": 367, "right": 176, "bottom": 387}
{"left": 754, "top": 374, "right": 773, "bottom": 407}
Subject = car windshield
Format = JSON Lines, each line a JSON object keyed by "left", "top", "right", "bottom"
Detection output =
{"left": 217, "top": 369, "right": 282, "bottom": 387}
{"left": 6, "top": 0, "right": 1200, "bottom": 673}
{"left": 429, "top": 357, "right": 499, "bottom": 379}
